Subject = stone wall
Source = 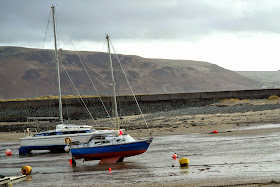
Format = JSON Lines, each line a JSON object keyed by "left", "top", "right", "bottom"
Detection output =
{"left": 1, "top": 89, "right": 280, "bottom": 122}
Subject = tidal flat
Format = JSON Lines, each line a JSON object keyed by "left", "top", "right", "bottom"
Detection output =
{"left": 1, "top": 99, "right": 280, "bottom": 186}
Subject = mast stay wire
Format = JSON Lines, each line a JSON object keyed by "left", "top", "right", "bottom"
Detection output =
{"left": 108, "top": 38, "right": 151, "bottom": 134}
{"left": 42, "top": 9, "right": 51, "bottom": 49}
{"left": 40, "top": 8, "right": 57, "bottom": 118}
{"left": 55, "top": 12, "right": 115, "bottom": 128}
{"left": 54, "top": 14, "right": 97, "bottom": 125}
{"left": 101, "top": 39, "right": 107, "bottom": 55}
{"left": 60, "top": 62, "right": 98, "bottom": 125}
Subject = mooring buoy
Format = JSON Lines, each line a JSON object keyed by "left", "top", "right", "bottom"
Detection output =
{"left": 5, "top": 149, "right": 12, "bottom": 156}
{"left": 172, "top": 153, "right": 178, "bottom": 160}
{"left": 179, "top": 158, "right": 189, "bottom": 166}
{"left": 21, "top": 166, "right": 32, "bottom": 175}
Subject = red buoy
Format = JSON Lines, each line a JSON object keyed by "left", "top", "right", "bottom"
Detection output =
{"left": 119, "top": 130, "right": 123, "bottom": 135}
{"left": 108, "top": 168, "right": 112, "bottom": 171}
{"left": 212, "top": 130, "right": 218, "bottom": 133}
{"left": 5, "top": 149, "right": 12, "bottom": 156}
{"left": 69, "top": 159, "right": 72, "bottom": 164}
{"left": 172, "top": 153, "right": 178, "bottom": 159}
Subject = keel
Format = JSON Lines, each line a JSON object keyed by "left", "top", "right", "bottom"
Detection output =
{"left": 99, "top": 156, "right": 121, "bottom": 164}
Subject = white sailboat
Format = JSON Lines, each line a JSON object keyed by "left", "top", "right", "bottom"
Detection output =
{"left": 19, "top": 5, "right": 118, "bottom": 155}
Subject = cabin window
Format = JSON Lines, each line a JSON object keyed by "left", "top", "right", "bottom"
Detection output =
{"left": 93, "top": 135, "right": 106, "bottom": 139}
{"left": 47, "top": 132, "right": 57, "bottom": 136}
{"left": 34, "top": 133, "right": 47, "bottom": 137}
{"left": 95, "top": 140, "right": 110, "bottom": 145}
{"left": 61, "top": 131, "right": 88, "bottom": 135}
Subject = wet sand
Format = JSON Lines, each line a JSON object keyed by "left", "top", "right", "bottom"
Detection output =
{"left": 1, "top": 99, "right": 280, "bottom": 186}
{"left": 2, "top": 124, "right": 280, "bottom": 187}
{"left": 0, "top": 132, "right": 24, "bottom": 142}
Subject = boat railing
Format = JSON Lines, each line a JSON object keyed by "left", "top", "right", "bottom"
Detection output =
{"left": 24, "top": 128, "right": 38, "bottom": 137}
{"left": 27, "top": 117, "right": 59, "bottom": 122}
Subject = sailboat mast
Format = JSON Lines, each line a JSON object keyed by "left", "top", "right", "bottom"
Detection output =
{"left": 51, "top": 5, "right": 63, "bottom": 124}
{"left": 106, "top": 35, "right": 119, "bottom": 130}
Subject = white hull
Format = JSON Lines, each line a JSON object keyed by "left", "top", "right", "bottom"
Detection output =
{"left": 20, "top": 133, "right": 94, "bottom": 147}
{"left": 19, "top": 129, "right": 121, "bottom": 155}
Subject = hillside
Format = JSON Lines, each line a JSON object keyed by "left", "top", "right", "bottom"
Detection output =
{"left": 236, "top": 71, "right": 280, "bottom": 89}
{"left": 0, "top": 46, "right": 261, "bottom": 99}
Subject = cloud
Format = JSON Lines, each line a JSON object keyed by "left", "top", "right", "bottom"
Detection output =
{"left": 2, "top": 0, "right": 280, "bottom": 44}
{"left": 1, "top": 0, "right": 280, "bottom": 71}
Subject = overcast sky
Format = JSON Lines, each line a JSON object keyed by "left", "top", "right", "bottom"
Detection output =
{"left": 1, "top": 0, "right": 280, "bottom": 71}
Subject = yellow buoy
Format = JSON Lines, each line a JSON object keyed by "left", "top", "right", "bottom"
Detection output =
{"left": 179, "top": 158, "right": 189, "bottom": 166}
{"left": 21, "top": 166, "right": 32, "bottom": 175}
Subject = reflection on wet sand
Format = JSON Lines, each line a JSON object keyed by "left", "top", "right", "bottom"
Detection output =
{"left": 71, "top": 161, "right": 146, "bottom": 172}
{"left": 180, "top": 166, "right": 189, "bottom": 175}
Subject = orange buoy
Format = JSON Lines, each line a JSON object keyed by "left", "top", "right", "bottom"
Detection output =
{"left": 21, "top": 166, "right": 32, "bottom": 175}
{"left": 5, "top": 149, "right": 12, "bottom": 156}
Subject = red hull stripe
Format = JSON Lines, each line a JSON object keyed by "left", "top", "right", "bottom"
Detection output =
{"left": 74, "top": 149, "right": 147, "bottom": 160}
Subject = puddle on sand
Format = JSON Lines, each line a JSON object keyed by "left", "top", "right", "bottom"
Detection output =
{"left": 1, "top": 130, "right": 280, "bottom": 186}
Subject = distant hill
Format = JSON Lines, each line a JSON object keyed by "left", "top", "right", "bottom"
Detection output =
{"left": 0, "top": 46, "right": 262, "bottom": 99}
{"left": 236, "top": 71, "right": 280, "bottom": 89}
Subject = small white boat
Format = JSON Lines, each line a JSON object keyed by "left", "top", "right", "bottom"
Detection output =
{"left": 20, "top": 6, "right": 153, "bottom": 158}
{"left": 19, "top": 124, "right": 118, "bottom": 155}
{"left": 19, "top": 5, "right": 117, "bottom": 155}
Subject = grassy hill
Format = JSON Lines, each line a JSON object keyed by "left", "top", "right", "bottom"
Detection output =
{"left": 0, "top": 46, "right": 262, "bottom": 99}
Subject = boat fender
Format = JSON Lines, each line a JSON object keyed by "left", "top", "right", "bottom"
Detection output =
{"left": 65, "top": 137, "right": 72, "bottom": 144}
{"left": 64, "top": 145, "right": 70, "bottom": 152}
{"left": 21, "top": 166, "right": 32, "bottom": 175}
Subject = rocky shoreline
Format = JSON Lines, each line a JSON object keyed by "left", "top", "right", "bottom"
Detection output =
{"left": 1, "top": 99, "right": 280, "bottom": 136}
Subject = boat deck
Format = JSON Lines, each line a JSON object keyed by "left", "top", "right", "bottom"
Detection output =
{"left": 0, "top": 175, "right": 26, "bottom": 186}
